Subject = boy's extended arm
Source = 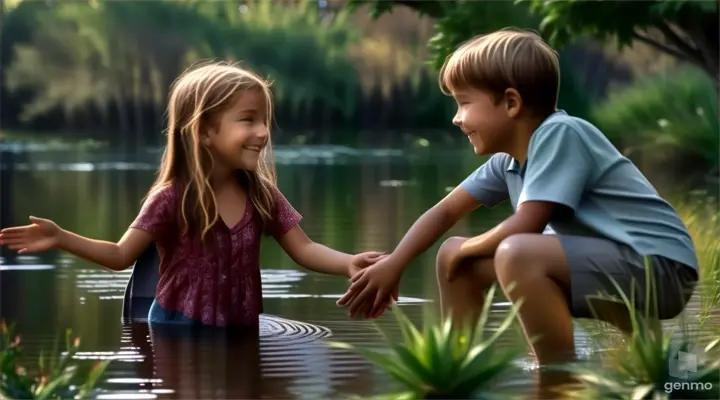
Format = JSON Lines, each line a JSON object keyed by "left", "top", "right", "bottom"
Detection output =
{"left": 58, "top": 227, "right": 153, "bottom": 271}
{"left": 384, "top": 186, "right": 482, "bottom": 272}
{"left": 336, "top": 187, "right": 482, "bottom": 317}
{"left": 457, "top": 200, "right": 555, "bottom": 259}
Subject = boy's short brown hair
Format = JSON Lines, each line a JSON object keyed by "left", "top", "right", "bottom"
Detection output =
{"left": 439, "top": 27, "right": 560, "bottom": 116}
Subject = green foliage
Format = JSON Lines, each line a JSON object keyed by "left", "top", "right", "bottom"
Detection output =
{"left": 328, "top": 284, "right": 526, "bottom": 399}
{"left": 348, "top": 0, "right": 594, "bottom": 121}
{"left": 519, "top": 0, "right": 716, "bottom": 50}
{"left": 562, "top": 338, "right": 720, "bottom": 399}
{"left": 3, "top": 0, "right": 464, "bottom": 143}
{"left": 426, "top": 2, "right": 538, "bottom": 71}
{"left": 557, "top": 258, "right": 720, "bottom": 399}
{"left": 556, "top": 57, "right": 593, "bottom": 123}
{"left": 592, "top": 67, "right": 719, "bottom": 169}
{"left": 0, "top": 320, "right": 110, "bottom": 399}
{"left": 349, "top": 0, "right": 539, "bottom": 70}
{"left": 352, "top": 0, "right": 718, "bottom": 90}
{"left": 518, "top": 0, "right": 719, "bottom": 83}
{"left": 675, "top": 195, "right": 720, "bottom": 324}
{"left": 4, "top": 0, "right": 361, "bottom": 121}
{"left": 197, "top": 0, "right": 361, "bottom": 116}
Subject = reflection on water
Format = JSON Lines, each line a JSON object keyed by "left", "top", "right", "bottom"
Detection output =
{"left": 1, "top": 147, "right": 718, "bottom": 399}
{"left": 1, "top": 145, "right": 413, "bottom": 171}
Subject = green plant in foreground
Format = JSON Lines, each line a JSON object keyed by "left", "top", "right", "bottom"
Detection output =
{"left": 557, "top": 258, "right": 720, "bottom": 399}
{"left": 0, "top": 320, "right": 110, "bottom": 399}
{"left": 328, "top": 284, "right": 526, "bottom": 400}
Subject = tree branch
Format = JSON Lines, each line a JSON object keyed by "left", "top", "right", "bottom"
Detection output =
{"left": 632, "top": 31, "right": 696, "bottom": 64}
{"left": 656, "top": 22, "right": 705, "bottom": 66}
{"left": 678, "top": 22, "right": 719, "bottom": 75}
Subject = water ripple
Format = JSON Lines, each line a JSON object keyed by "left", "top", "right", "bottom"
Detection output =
{"left": 259, "top": 314, "right": 332, "bottom": 343}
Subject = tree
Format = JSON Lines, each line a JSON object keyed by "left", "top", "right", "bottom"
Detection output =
{"left": 350, "top": 0, "right": 719, "bottom": 88}
{"left": 520, "top": 0, "right": 719, "bottom": 88}
{"left": 349, "top": 0, "right": 539, "bottom": 69}
{"left": 347, "top": 0, "right": 595, "bottom": 120}
{"left": 4, "top": 0, "right": 360, "bottom": 143}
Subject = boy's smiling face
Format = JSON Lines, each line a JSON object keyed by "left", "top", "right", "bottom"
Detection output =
{"left": 451, "top": 88, "right": 519, "bottom": 155}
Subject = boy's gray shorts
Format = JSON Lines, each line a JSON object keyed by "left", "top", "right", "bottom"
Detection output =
{"left": 557, "top": 235, "right": 698, "bottom": 320}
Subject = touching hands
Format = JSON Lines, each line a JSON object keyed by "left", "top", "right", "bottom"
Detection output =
{"left": 347, "top": 251, "right": 387, "bottom": 278}
{"left": 0, "top": 216, "right": 62, "bottom": 254}
{"left": 337, "top": 255, "right": 402, "bottom": 319}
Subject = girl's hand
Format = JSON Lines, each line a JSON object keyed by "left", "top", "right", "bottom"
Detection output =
{"left": 0, "top": 216, "right": 62, "bottom": 254}
{"left": 347, "top": 251, "right": 387, "bottom": 278}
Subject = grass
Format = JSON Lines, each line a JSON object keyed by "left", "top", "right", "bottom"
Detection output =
{"left": 555, "top": 258, "right": 720, "bottom": 399}
{"left": 675, "top": 195, "right": 720, "bottom": 324}
{"left": 0, "top": 320, "right": 110, "bottom": 399}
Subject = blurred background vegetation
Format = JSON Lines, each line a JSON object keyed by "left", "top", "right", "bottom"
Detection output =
{"left": 1, "top": 0, "right": 716, "bottom": 178}
{"left": 1, "top": 1, "right": 718, "bottom": 398}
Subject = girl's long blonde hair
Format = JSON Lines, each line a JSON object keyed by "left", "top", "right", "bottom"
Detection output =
{"left": 149, "top": 61, "right": 277, "bottom": 240}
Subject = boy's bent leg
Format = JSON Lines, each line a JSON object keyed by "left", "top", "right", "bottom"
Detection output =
{"left": 436, "top": 237, "right": 497, "bottom": 328}
{"left": 494, "top": 234, "right": 575, "bottom": 365}
{"left": 494, "top": 233, "right": 698, "bottom": 398}
{"left": 554, "top": 236, "right": 697, "bottom": 328}
{"left": 494, "top": 233, "right": 577, "bottom": 399}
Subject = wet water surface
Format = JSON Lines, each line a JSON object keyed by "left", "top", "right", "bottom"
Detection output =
{"left": 1, "top": 147, "right": 718, "bottom": 399}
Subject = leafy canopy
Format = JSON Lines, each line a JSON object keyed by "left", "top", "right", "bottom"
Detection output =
{"left": 350, "top": 0, "right": 719, "bottom": 85}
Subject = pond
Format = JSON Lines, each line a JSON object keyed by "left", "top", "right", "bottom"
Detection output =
{"left": 0, "top": 145, "right": 717, "bottom": 399}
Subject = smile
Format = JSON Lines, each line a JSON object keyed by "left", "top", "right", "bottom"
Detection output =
{"left": 242, "top": 145, "right": 263, "bottom": 152}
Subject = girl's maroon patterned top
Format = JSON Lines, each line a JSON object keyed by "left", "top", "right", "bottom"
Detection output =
{"left": 130, "top": 183, "right": 302, "bottom": 327}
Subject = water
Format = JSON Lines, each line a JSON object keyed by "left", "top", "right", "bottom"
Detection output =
{"left": 1, "top": 145, "right": 717, "bottom": 399}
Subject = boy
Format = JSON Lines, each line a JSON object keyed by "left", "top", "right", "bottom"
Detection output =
{"left": 337, "top": 28, "right": 698, "bottom": 393}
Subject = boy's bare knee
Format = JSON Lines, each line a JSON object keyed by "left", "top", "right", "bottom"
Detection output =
{"left": 495, "top": 234, "right": 570, "bottom": 284}
{"left": 494, "top": 234, "right": 531, "bottom": 280}
{"left": 436, "top": 236, "right": 466, "bottom": 273}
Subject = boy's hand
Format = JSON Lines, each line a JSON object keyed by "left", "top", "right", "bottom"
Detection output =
{"left": 337, "top": 256, "right": 402, "bottom": 319}
{"left": 347, "top": 251, "right": 387, "bottom": 278}
{"left": 447, "top": 248, "right": 469, "bottom": 282}
{"left": 0, "top": 216, "right": 62, "bottom": 254}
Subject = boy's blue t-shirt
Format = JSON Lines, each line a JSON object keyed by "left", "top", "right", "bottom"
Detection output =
{"left": 460, "top": 110, "right": 698, "bottom": 270}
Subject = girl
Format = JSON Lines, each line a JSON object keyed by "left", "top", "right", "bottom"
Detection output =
{"left": 0, "top": 61, "right": 393, "bottom": 327}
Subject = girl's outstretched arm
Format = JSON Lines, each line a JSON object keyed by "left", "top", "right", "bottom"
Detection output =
{"left": 0, "top": 216, "right": 153, "bottom": 272}
{"left": 58, "top": 226, "right": 153, "bottom": 271}
{"left": 276, "top": 225, "right": 383, "bottom": 277}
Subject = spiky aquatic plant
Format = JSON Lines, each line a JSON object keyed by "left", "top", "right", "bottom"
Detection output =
{"left": 328, "top": 283, "right": 527, "bottom": 399}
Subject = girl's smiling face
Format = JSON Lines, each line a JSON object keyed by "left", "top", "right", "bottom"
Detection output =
{"left": 206, "top": 89, "right": 269, "bottom": 172}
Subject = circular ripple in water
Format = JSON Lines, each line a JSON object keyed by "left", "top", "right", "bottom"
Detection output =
{"left": 258, "top": 314, "right": 332, "bottom": 344}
